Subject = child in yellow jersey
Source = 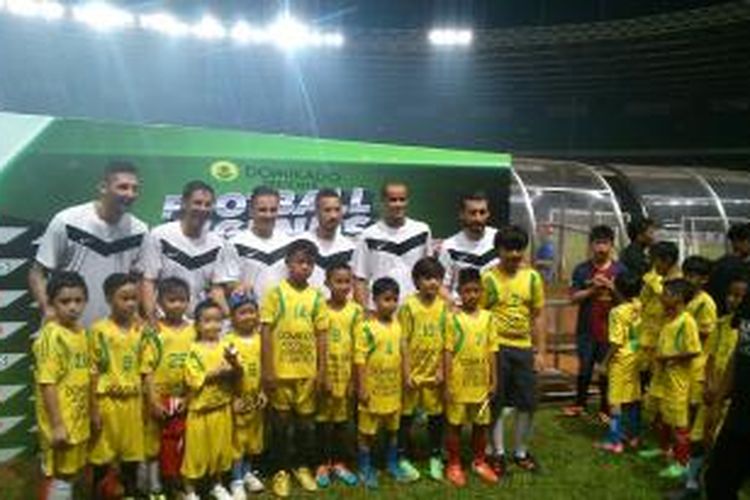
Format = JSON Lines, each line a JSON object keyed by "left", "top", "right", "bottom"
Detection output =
{"left": 140, "top": 277, "right": 194, "bottom": 497}
{"left": 315, "top": 263, "right": 361, "bottom": 488}
{"left": 643, "top": 278, "right": 701, "bottom": 479}
{"left": 355, "top": 277, "right": 409, "bottom": 488}
{"left": 182, "top": 300, "right": 241, "bottom": 500}
{"left": 33, "top": 272, "right": 90, "bottom": 500}
{"left": 89, "top": 273, "right": 144, "bottom": 498}
{"left": 225, "top": 292, "right": 266, "bottom": 498}
{"left": 444, "top": 268, "right": 499, "bottom": 487}
{"left": 481, "top": 225, "right": 544, "bottom": 475}
{"left": 638, "top": 241, "right": 680, "bottom": 388}
{"left": 398, "top": 256, "right": 448, "bottom": 481}
{"left": 595, "top": 272, "right": 643, "bottom": 454}
{"left": 260, "top": 240, "right": 329, "bottom": 497}
{"left": 681, "top": 256, "right": 718, "bottom": 492}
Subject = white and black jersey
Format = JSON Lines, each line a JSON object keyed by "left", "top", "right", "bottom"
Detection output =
{"left": 439, "top": 226, "right": 498, "bottom": 294}
{"left": 35, "top": 201, "right": 148, "bottom": 325}
{"left": 140, "top": 221, "right": 223, "bottom": 310}
{"left": 301, "top": 229, "right": 356, "bottom": 294}
{"left": 214, "top": 229, "right": 292, "bottom": 301}
{"left": 353, "top": 218, "right": 432, "bottom": 305}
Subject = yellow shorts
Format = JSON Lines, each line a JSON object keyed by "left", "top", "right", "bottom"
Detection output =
{"left": 41, "top": 440, "right": 88, "bottom": 478}
{"left": 608, "top": 365, "right": 641, "bottom": 406}
{"left": 402, "top": 385, "right": 443, "bottom": 416}
{"left": 316, "top": 394, "right": 349, "bottom": 423}
{"left": 233, "top": 411, "right": 264, "bottom": 458}
{"left": 89, "top": 395, "right": 144, "bottom": 464}
{"left": 446, "top": 401, "right": 491, "bottom": 426}
{"left": 653, "top": 397, "right": 690, "bottom": 429}
{"left": 271, "top": 378, "right": 316, "bottom": 415}
{"left": 182, "top": 404, "right": 233, "bottom": 480}
{"left": 358, "top": 408, "right": 400, "bottom": 436}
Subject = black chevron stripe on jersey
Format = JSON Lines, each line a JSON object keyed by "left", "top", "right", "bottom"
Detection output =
{"left": 448, "top": 248, "right": 496, "bottom": 267}
{"left": 235, "top": 243, "right": 289, "bottom": 265}
{"left": 66, "top": 225, "right": 144, "bottom": 257}
{"left": 365, "top": 232, "right": 428, "bottom": 256}
{"left": 316, "top": 250, "right": 354, "bottom": 269}
{"left": 160, "top": 240, "right": 220, "bottom": 270}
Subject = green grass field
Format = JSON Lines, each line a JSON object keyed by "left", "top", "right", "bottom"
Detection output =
{"left": 3, "top": 405, "right": 730, "bottom": 500}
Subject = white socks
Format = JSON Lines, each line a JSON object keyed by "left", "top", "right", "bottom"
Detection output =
{"left": 48, "top": 479, "right": 73, "bottom": 500}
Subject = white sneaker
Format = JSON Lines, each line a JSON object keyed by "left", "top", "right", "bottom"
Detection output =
{"left": 231, "top": 481, "right": 247, "bottom": 500}
{"left": 184, "top": 493, "right": 200, "bottom": 500}
{"left": 243, "top": 471, "right": 264, "bottom": 493}
{"left": 211, "top": 483, "right": 233, "bottom": 500}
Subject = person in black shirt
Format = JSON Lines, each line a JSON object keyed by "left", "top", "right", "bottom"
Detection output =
{"left": 704, "top": 292, "right": 750, "bottom": 500}
{"left": 707, "top": 223, "right": 750, "bottom": 309}
{"left": 619, "top": 217, "right": 656, "bottom": 280}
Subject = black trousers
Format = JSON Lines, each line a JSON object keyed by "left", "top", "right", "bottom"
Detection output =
{"left": 704, "top": 427, "right": 750, "bottom": 500}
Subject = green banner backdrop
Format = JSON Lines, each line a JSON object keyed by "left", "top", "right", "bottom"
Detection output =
{"left": 0, "top": 111, "right": 510, "bottom": 461}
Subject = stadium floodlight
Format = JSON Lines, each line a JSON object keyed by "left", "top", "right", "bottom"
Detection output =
{"left": 139, "top": 11, "right": 190, "bottom": 37}
{"left": 5, "top": 0, "right": 65, "bottom": 20}
{"left": 229, "top": 20, "right": 267, "bottom": 44}
{"left": 191, "top": 15, "right": 226, "bottom": 40}
{"left": 428, "top": 28, "right": 473, "bottom": 46}
{"left": 322, "top": 32, "right": 344, "bottom": 47}
{"left": 72, "top": 3, "right": 134, "bottom": 31}
{"left": 266, "top": 13, "right": 311, "bottom": 50}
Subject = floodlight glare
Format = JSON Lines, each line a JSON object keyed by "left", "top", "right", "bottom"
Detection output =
{"left": 6, "top": 0, "right": 65, "bottom": 20}
{"left": 230, "top": 20, "right": 267, "bottom": 44}
{"left": 72, "top": 2, "right": 134, "bottom": 31}
{"left": 428, "top": 28, "right": 473, "bottom": 46}
{"left": 192, "top": 15, "right": 226, "bottom": 40}
{"left": 139, "top": 11, "right": 190, "bottom": 37}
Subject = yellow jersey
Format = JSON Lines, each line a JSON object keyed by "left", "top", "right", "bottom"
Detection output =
{"left": 223, "top": 331, "right": 262, "bottom": 399}
{"left": 650, "top": 311, "right": 701, "bottom": 401}
{"left": 89, "top": 318, "right": 143, "bottom": 396}
{"left": 140, "top": 320, "right": 195, "bottom": 398}
{"left": 398, "top": 294, "right": 448, "bottom": 385}
{"left": 446, "top": 310, "right": 498, "bottom": 404}
{"left": 480, "top": 266, "right": 544, "bottom": 349}
{"left": 639, "top": 267, "right": 681, "bottom": 349}
{"left": 260, "top": 280, "right": 330, "bottom": 380}
{"left": 687, "top": 290, "right": 717, "bottom": 386}
{"left": 608, "top": 300, "right": 642, "bottom": 372}
{"left": 33, "top": 321, "right": 91, "bottom": 445}
{"left": 707, "top": 314, "right": 739, "bottom": 379}
{"left": 184, "top": 340, "right": 233, "bottom": 412}
{"left": 326, "top": 301, "right": 362, "bottom": 398}
{"left": 354, "top": 318, "right": 402, "bottom": 414}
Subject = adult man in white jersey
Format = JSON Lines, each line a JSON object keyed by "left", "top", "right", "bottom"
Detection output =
{"left": 29, "top": 161, "right": 147, "bottom": 326}
{"left": 140, "top": 181, "right": 225, "bottom": 321}
{"left": 301, "top": 188, "right": 355, "bottom": 293}
{"left": 215, "top": 185, "right": 292, "bottom": 301}
{"left": 439, "top": 191, "right": 498, "bottom": 298}
{"left": 353, "top": 181, "right": 432, "bottom": 308}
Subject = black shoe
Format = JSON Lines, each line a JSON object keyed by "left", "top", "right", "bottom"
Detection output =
{"left": 513, "top": 452, "right": 540, "bottom": 473}
{"left": 488, "top": 454, "right": 507, "bottom": 480}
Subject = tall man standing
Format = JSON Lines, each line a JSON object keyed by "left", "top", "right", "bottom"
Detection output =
{"left": 438, "top": 191, "right": 498, "bottom": 298}
{"left": 29, "top": 161, "right": 147, "bottom": 326}
{"left": 215, "top": 186, "right": 292, "bottom": 301}
{"left": 301, "top": 189, "right": 356, "bottom": 293}
{"left": 140, "top": 181, "right": 225, "bottom": 321}
{"left": 353, "top": 182, "right": 432, "bottom": 308}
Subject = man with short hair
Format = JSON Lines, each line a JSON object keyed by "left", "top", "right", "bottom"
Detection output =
{"left": 438, "top": 191, "right": 498, "bottom": 298}
{"left": 140, "top": 181, "right": 225, "bottom": 321}
{"left": 215, "top": 186, "right": 292, "bottom": 302}
{"left": 708, "top": 223, "right": 750, "bottom": 306}
{"left": 353, "top": 182, "right": 432, "bottom": 308}
{"left": 29, "top": 161, "right": 147, "bottom": 326}
{"left": 620, "top": 217, "right": 656, "bottom": 280}
{"left": 301, "top": 188, "right": 356, "bottom": 293}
